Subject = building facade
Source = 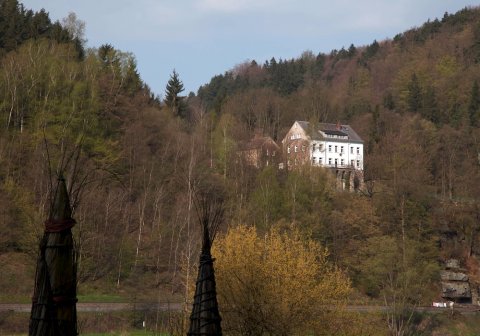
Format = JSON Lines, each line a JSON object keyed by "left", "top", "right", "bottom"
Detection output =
{"left": 238, "top": 133, "right": 281, "bottom": 169}
{"left": 282, "top": 121, "right": 364, "bottom": 190}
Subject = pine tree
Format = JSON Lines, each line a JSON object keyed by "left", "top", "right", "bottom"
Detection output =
{"left": 407, "top": 73, "right": 422, "bottom": 112}
{"left": 468, "top": 80, "right": 480, "bottom": 126}
{"left": 422, "top": 85, "right": 439, "bottom": 124}
{"left": 165, "top": 69, "right": 186, "bottom": 118}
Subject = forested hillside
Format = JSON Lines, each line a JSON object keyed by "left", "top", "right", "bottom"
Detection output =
{"left": 192, "top": 6, "right": 480, "bottom": 333}
{"left": 1, "top": 1, "right": 480, "bottom": 334}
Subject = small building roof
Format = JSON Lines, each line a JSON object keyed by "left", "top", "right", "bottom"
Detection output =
{"left": 240, "top": 135, "right": 280, "bottom": 151}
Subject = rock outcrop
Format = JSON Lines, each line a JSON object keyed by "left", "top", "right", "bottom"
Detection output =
{"left": 441, "top": 259, "right": 472, "bottom": 303}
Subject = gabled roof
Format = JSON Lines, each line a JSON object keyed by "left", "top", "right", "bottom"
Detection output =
{"left": 295, "top": 121, "right": 363, "bottom": 143}
{"left": 241, "top": 135, "right": 280, "bottom": 151}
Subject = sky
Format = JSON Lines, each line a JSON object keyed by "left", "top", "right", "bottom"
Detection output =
{"left": 20, "top": 1, "right": 479, "bottom": 97}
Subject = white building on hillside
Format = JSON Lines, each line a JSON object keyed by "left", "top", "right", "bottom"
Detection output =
{"left": 282, "top": 121, "right": 364, "bottom": 190}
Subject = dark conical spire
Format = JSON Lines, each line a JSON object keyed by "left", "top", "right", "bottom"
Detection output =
{"left": 30, "top": 175, "right": 78, "bottom": 336}
{"left": 188, "top": 181, "right": 225, "bottom": 336}
{"left": 46, "top": 175, "right": 75, "bottom": 233}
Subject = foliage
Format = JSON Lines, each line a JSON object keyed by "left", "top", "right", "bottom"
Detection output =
{"left": 357, "top": 236, "right": 439, "bottom": 336}
{"left": 0, "top": 0, "right": 83, "bottom": 58}
{"left": 213, "top": 225, "right": 351, "bottom": 336}
{"left": 247, "top": 166, "right": 283, "bottom": 229}
{"left": 2, "top": 4, "right": 480, "bottom": 336}
{"left": 164, "top": 70, "right": 187, "bottom": 118}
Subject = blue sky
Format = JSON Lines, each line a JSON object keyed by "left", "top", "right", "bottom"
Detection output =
{"left": 21, "top": 1, "right": 479, "bottom": 97}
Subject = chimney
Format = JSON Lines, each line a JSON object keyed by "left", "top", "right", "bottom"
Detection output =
{"left": 336, "top": 121, "right": 341, "bottom": 130}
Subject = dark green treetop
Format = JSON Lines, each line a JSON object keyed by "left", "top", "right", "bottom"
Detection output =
{"left": 469, "top": 80, "right": 480, "bottom": 126}
{"left": 165, "top": 69, "right": 187, "bottom": 118}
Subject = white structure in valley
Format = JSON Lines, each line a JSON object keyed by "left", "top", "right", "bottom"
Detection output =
{"left": 282, "top": 121, "right": 364, "bottom": 190}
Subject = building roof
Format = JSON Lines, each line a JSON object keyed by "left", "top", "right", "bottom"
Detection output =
{"left": 295, "top": 121, "right": 363, "bottom": 143}
{"left": 240, "top": 135, "right": 280, "bottom": 151}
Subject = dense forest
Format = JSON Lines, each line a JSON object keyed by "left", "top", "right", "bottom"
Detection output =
{"left": 1, "top": 1, "right": 480, "bottom": 334}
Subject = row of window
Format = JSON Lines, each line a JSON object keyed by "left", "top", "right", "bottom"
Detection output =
{"left": 326, "top": 145, "right": 361, "bottom": 154}
{"left": 325, "top": 134, "right": 348, "bottom": 139}
{"left": 311, "top": 157, "right": 361, "bottom": 167}
{"left": 287, "top": 144, "right": 361, "bottom": 155}
{"left": 290, "top": 134, "right": 301, "bottom": 140}
{"left": 288, "top": 158, "right": 361, "bottom": 168}
{"left": 287, "top": 145, "right": 306, "bottom": 153}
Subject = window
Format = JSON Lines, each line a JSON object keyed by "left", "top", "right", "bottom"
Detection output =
{"left": 302, "top": 145, "right": 305, "bottom": 152}
{"left": 350, "top": 147, "right": 353, "bottom": 154}
{"left": 294, "top": 145, "right": 298, "bottom": 152}
{"left": 351, "top": 160, "right": 354, "bottom": 166}
{"left": 335, "top": 145, "right": 338, "bottom": 153}
{"left": 312, "top": 157, "right": 316, "bottom": 164}
{"left": 318, "top": 144, "right": 323, "bottom": 151}
{"left": 272, "top": 151, "right": 276, "bottom": 157}
{"left": 357, "top": 147, "right": 360, "bottom": 155}
{"left": 357, "top": 160, "right": 360, "bottom": 167}
{"left": 294, "top": 158, "right": 298, "bottom": 165}
{"left": 287, "top": 160, "right": 291, "bottom": 166}
{"left": 319, "top": 158, "right": 323, "bottom": 165}
{"left": 312, "top": 144, "right": 316, "bottom": 151}
{"left": 287, "top": 146, "right": 290, "bottom": 154}
{"left": 335, "top": 158, "right": 338, "bottom": 166}
{"left": 328, "top": 145, "right": 332, "bottom": 152}
{"left": 328, "top": 158, "right": 332, "bottom": 165}
{"left": 341, "top": 159, "right": 344, "bottom": 166}
{"left": 341, "top": 146, "right": 344, "bottom": 153}
{"left": 266, "top": 149, "right": 269, "bottom": 156}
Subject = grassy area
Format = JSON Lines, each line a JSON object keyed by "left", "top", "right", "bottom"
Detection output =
{"left": 440, "top": 312, "right": 480, "bottom": 336}
{"left": 81, "top": 332, "right": 167, "bottom": 336}
{"left": 77, "top": 294, "right": 126, "bottom": 303}
{"left": 7, "top": 332, "right": 166, "bottom": 336}
{"left": 0, "top": 294, "right": 31, "bottom": 304}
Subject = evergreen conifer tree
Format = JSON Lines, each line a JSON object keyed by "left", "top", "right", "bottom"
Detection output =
{"left": 422, "top": 86, "right": 439, "bottom": 124}
{"left": 165, "top": 69, "right": 186, "bottom": 118}
{"left": 468, "top": 80, "right": 480, "bottom": 126}
{"left": 407, "top": 73, "right": 422, "bottom": 112}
